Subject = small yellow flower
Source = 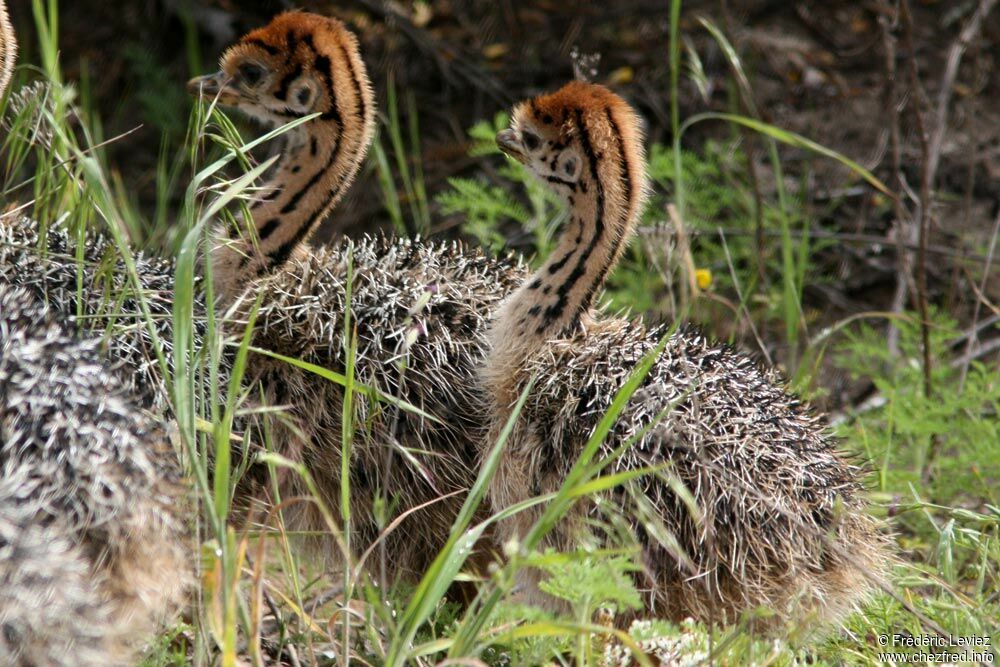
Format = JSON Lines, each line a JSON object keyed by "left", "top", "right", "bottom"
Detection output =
{"left": 609, "top": 66, "right": 634, "bottom": 85}
{"left": 695, "top": 268, "right": 713, "bottom": 290}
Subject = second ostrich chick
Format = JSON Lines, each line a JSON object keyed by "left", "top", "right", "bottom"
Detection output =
{"left": 484, "top": 82, "right": 891, "bottom": 628}
{"left": 183, "top": 11, "right": 531, "bottom": 579}
{"left": 0, "top": 286, "right": 189, "bottom": 665}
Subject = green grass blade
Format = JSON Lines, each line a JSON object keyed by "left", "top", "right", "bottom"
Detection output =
{"left": 247, "top": 346, "right": 441, "bottom": 423}
{"left": 680, "top": 112, "right": 892, "bottom": 196}
{"left": 384, "top": 377, "right": 537, "bottom": 667}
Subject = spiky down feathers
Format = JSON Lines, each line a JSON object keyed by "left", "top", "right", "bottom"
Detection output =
{"left": 234, "top": 235, "right": 527, "bottom": 576}
{"left": 0, "top": 285, "right": 189, "bottom": 663}
{"left": 489, "top": 315, "right": 891, "bottom": 626}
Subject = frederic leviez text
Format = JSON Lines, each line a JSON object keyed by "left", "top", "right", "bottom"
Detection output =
{"left": 875, "top": 633, "right": 994, "bottom": 664}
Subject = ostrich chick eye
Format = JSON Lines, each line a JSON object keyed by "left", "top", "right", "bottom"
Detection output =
{"left": 523, "top": 131, "right": 541, "bottom": 151}
{"left": 238, "top": 63, "right": 265, "bottom": 86}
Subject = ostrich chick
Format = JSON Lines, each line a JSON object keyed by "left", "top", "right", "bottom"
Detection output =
{"left": 0, "top": 286, "right": 189, "bottom": 665}
{"left": 189, "top": 13, "right": 530, "bottom": 579}
{"left": 0, "top": 3, "right": 187, "bottom": 663}
{"left": 484, "top": 82, "right": 891, "bottom": 628}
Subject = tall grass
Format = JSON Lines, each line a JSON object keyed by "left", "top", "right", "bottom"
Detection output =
{"left": 373, "top": 76, "right": 431, "bottom": 236}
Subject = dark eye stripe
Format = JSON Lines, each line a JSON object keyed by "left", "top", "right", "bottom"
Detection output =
{"left": 540, "top": 107, "right": 603, "bottom": 332}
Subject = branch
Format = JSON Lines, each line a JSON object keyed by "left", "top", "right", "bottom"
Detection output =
{"left": 927, "top": 0, "right": 999, "bottom": 182}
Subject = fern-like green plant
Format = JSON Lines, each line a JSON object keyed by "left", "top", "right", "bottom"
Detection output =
{"left": 438, "top": 112, "right": 563, "bottom": 257}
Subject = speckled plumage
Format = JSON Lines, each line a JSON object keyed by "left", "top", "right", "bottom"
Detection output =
{"left": 1, "top": 1, "right": 189, "bottom": 658}
{"left": 234, "top": 235, "right": 525, "bottom": 576}
{"left": 486, "top": 83, "right": 891, "bottom": 628}
{"left": 0, "top": 466, "right": 110, "bottom": 666}
{"left": 1, "top": 2, "right": 534, "bottom": 585}
{"left": 0, "top": 214, "right": 207, "bottom": 410}
{"left": 494, "top": 318, "right": 890, "bottom": 625}
{"left": 0, "top": 285, "right": 189, "bottom": 663}
{"left": 0, "top": 214, "right": 529, "bottom": 582}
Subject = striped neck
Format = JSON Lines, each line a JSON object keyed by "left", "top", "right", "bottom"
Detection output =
{"left": 487, "top": 103, "right": 646, "bottom": 403}
{"left": 212, "top": 42, "right": 374, "bottom": 301}
{"left": 0, "top": 0, "right": 16, "bottom": 99}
